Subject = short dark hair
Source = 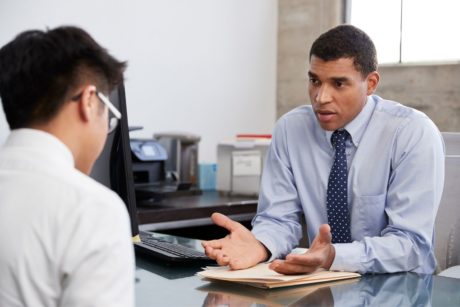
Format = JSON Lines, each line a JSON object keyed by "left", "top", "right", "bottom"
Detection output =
{"left": 0, "top": 26, "right": 126, "bottom": 129}
{"left": 309, "top": 24, "right": 377, "bottom": 77}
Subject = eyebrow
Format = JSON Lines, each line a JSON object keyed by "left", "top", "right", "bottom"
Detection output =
{"left": 308, "top": 71, "right": 351, "bottom": 83}
{"left": 331, "top": 76, "right": 350, "bottom": 83}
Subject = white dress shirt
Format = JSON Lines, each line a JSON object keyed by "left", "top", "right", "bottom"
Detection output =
{"left": 0, "top": 129, "right": 134, "bottom": 307}
{"left": 252, "top": 95, "right": 445, "bottom": 274}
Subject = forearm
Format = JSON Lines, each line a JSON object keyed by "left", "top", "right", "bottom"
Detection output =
{"left": 331, "top": 233, "right": 433, "bottom": 273}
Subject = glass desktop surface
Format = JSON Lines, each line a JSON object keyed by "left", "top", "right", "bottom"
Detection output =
{"left": 135, "top": 244, "right": 460, "bottom": 306}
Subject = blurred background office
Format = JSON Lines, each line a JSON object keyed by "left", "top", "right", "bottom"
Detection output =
{"left": 0, "top": 0, "right": 459, "bottom": 162}
{"left": 0, "top": 0, "right": 278, "bottom": 163}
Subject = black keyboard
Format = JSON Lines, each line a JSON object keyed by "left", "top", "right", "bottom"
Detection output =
{"left": 137, "top": 232, "right": 211, "bottom": 262}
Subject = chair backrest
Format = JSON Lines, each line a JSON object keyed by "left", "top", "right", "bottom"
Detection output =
{"left": 441, "top": 132, "right": 460, "bottom": 156}
{"left": 446, "top": 218, "right": 460, "bottom": 268}
{"left": 435, "top": 132, "right": 460, "bottom": 270}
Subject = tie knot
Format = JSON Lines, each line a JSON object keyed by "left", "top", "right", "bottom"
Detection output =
{"left": 331, "top": 130, "right": 348, "bottom": 151}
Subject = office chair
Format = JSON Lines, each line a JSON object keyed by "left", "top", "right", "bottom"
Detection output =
{"left": 446, "top": 218, "right": 460, "bottom": 268}
{"left": 441, "top": 132, "right": 460, "bottom": 156}
{"left": 435, "top": 133, "right": 460, "bottom": 278}
{"left": 434, "top": 133, "right": 460, "bottom": 271}
{"left": 438, "top": 218, "right": 460, "bottom": 279}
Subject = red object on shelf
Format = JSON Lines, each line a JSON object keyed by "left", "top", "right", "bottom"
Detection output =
{"left": 236, "top": 134, "right": 272, "bottom": 139}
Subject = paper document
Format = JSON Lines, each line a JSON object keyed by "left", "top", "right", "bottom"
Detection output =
{"left": 197, "top": 263, "right": 360, "bottom": 289}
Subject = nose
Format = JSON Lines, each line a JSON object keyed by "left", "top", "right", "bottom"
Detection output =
{"left": 315, "top": 84, "right": 332, "bottom": 104}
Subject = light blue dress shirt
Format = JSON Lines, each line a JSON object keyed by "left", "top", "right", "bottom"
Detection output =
{"left": 252, "top": 95, "right": 445, "bottom": 274}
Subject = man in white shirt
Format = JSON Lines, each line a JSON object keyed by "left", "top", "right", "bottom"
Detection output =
{"left": 0, "top": 26, "right": 134, "bottom": 306}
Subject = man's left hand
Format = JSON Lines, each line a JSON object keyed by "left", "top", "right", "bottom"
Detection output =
{"left": 268, "top": 224, "right": 335, "bottom": 274}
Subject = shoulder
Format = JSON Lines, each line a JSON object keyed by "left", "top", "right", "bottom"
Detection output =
{"left": 371, "top": 95, "right": 440, "bottom": 136}
{"left": 275, "top": 105, "right": 316, "bottom": 132}
{"left": 370, "top": 95, "right": 444, "bottom": 153}
{"left": 70, "top": 170, "right": 121, "bottom": 202}
{"left": 34, "top": 167, "right": 129, "bottom": 224}
{"left": 53, "top": 170, "right": 132, "bottom": 255}
{"left": 278, "top": 105, "right": 315, "bottom": 122}
{"left": 65, "top": 170, "right": 127, "bottom": 216}
{"left": 372, "top": 95, "right": 431, "bottom": 126}
{"left": 270, "top": 105, "right": 317, "bottom": 145}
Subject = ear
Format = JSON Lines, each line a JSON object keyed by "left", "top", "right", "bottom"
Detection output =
{"left": 366, "top": 71, "right": 380, "bottom": 95}
{"left": 77, "top": 85, "right": 97, "bottom": 123}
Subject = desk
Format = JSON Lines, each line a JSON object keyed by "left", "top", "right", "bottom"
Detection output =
{"left": 137, "top": 191, "right": 258, "bottom": 232}
{"left": 135, "top": 256, "right": 460, "bottom": 306}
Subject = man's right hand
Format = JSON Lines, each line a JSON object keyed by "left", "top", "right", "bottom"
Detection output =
{"left": 201, "top": 212, "right": 269, "bottom": 270}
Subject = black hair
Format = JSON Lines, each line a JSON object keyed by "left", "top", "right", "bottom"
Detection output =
{"left": 0, "top": 26, "right": 126, "bottom": 129}
{"left": 309, "top": 24, "right": 377, "bottom": 77}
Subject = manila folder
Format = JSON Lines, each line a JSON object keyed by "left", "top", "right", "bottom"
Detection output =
{"left": 197, "top": 263, "right": 360, "bottom": 289}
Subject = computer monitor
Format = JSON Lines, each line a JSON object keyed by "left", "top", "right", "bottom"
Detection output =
{"left": 88, "top": 84, "right": 215, "bottom": 264}
{"left": 89, "top": 82, "right": 139, "bottom": 237}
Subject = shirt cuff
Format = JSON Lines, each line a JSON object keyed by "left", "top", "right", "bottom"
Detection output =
{"left": 252, "top": 231, "right": 279, "bottom": 262}
{"left": 330, "top": 241, "right": 365, "bottom": 273}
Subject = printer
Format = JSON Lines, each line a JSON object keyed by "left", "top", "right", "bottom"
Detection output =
{"left": 216, "top": 137, "right": 271, "bottom": 196}
{"left": 131, "top": 139, "right": 167, "bottom": 182}
{"left": 130, "top": 139, "right": 170, "bottom": 202}
{"left": 130, "top": 138, "right": 201, "bottom": 204}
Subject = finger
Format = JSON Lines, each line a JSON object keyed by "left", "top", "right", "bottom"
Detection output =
{"left": 203, "top": 245, "right": 218, "bottom": 260}
{"left": 317, "top": 224, "right": 332, "bottom": 244}
{"left": 268, "top": 259, "right": 284, "bottom": 270}
{"left": 228, "top": 257, "right": 255, "bottom": 270}
{"left": 204, "top": 245, "right": 227, "bottom": 261}
{"left": 211, "top": 212, "right": 242, "bottom": 232}
{"left": 202, "top": 238, "right": 224, "bottom": 249}
{"left": 270, "top": 260, "right": 318, "bottom": 275}
{"left": 216, "top": 253, "right": 230, "bottom": 266}
{"left": 285, "top": 253, "right": 323, "bottom": 267}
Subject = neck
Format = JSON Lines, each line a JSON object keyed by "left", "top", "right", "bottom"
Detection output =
{"left": 30, "top": 122, "right": 92, "bottom": 175}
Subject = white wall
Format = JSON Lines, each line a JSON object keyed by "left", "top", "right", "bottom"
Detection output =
{"left": 0, "top": 0, "right": 277, "bottom": 163}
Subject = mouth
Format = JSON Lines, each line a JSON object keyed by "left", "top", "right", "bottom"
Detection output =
{"left": 315, "top": 110, "right": 337, "bottom": 123}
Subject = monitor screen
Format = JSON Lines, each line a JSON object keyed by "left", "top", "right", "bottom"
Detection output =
{"left": 89, "top": 83, "right": 139, "bottom": 237}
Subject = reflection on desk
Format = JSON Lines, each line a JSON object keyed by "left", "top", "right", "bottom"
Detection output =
{"left": 135, "top": 257, "right": 460, "bottom": 307}
{"left": 200, "top": 273, "right": 432, "bottom": 307}
{"left": 199, "top": 278, "right": 340, "bottom": 306}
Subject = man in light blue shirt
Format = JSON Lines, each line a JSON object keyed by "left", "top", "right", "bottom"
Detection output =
{"left": 202, "top": 25, "right": 444, "bottom": 274}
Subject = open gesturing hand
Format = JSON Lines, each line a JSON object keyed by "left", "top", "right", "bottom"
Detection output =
{"left": 269, "top": 224, "right": 336, "bottom": 275}
{"left": 201, "top": 213, "right": 269, "bottom": 270}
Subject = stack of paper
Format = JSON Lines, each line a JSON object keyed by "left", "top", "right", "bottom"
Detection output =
{"left": 197, "top": 263, "right": 360, "bottom": 289}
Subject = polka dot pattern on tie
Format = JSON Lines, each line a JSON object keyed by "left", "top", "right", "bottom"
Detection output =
{"left": 326, "top": 130, "right": 352, "bottom": 243}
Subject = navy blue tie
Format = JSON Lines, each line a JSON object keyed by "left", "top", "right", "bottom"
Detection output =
{"left": 327, "top": 130, "right": 352, "bottom": 243}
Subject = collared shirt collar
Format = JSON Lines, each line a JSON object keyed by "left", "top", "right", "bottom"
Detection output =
{"left": 3, "top": 128, "right": 75, "bottom": 167}
{"left": 325, "top": 96, "right": 375, "bottom": 147}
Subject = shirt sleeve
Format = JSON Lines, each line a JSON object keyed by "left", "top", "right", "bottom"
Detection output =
{"left": 251, "top": 117, "right": 304, "bottom": 261}
{"left": 331, "top": 115, "right": 445, "bottom": 273}
{"left": 58, "top": 193, "right": 135, "bottom": 307}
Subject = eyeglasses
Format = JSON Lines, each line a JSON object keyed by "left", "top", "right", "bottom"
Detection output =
{"left": 71, "top": 89, "right": 122, "bottom": 134}
{"left": 95, "top": 91, "right": 122, "bottom": 134}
